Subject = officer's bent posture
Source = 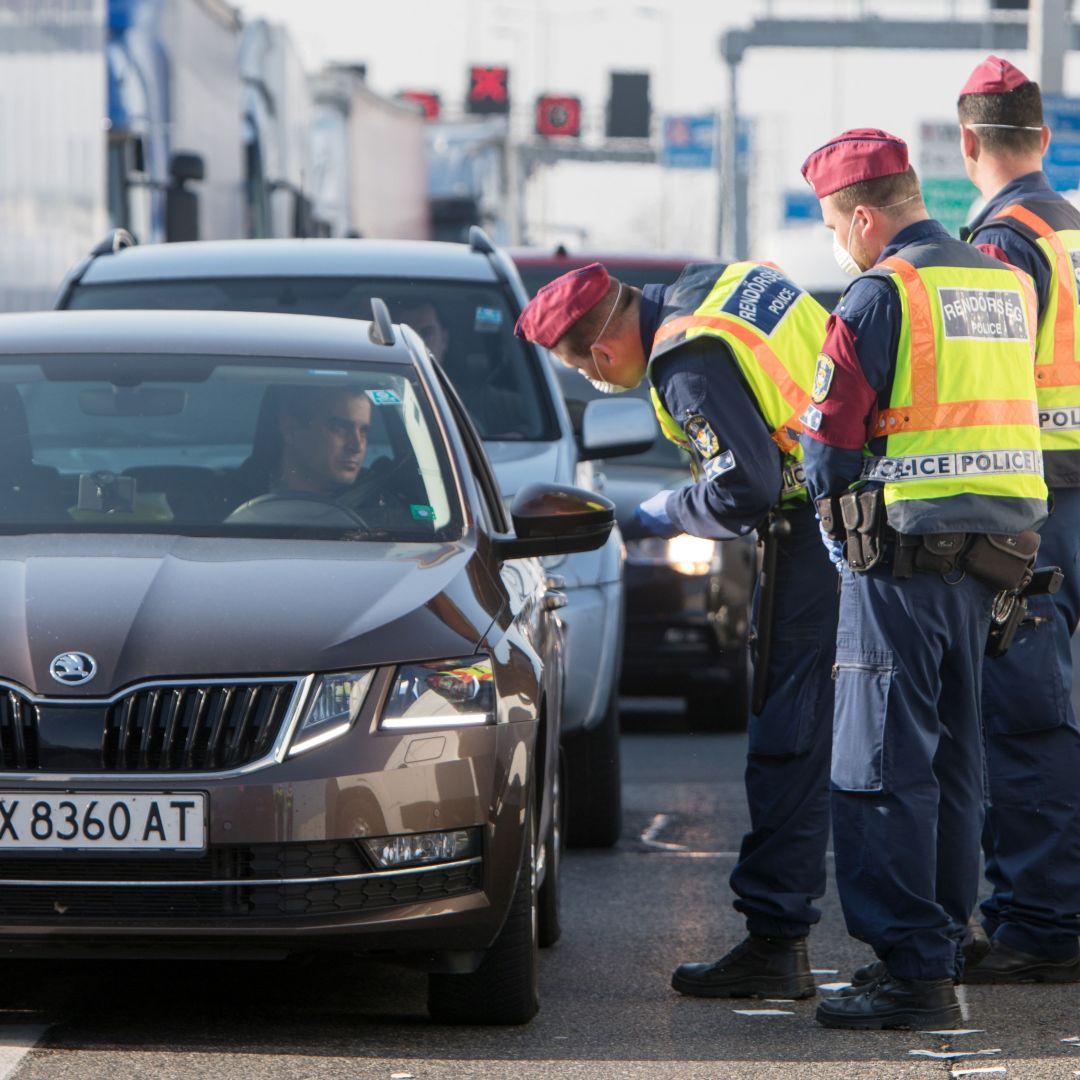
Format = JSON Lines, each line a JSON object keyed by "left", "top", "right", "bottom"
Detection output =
{"left": 957, "top": 55, "right": 1080, "bottom": 984}
{"left": 800, "top": 128, "right": 1048, "bottom": 1030}
{"left": 514, "top": 259, "right": 839, "bottom": 1000}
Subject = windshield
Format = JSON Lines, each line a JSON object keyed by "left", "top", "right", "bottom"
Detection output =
{"left": 0, "top": 355, "right": 462, "bottom": 542}
{"left": 68, "top": 278, "right": 559, "bottom": 443}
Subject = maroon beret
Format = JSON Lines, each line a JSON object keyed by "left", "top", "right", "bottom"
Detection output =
{"left": 514, "top": 262, "right": 611, "bottom": 348}
{"left": 801, "top": 128, "right": 909, "bottom": 199}
{"left": 959, "top": 55, "right": 1030, "bottom": 97}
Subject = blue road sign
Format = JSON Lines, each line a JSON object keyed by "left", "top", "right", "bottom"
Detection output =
{"left": 783, "top": 190, "right": 822, "bottom": 223}
{"left": 662, "top": 114, "right": 716, "bottom": 169}
{"left": 1043, "top": 95, "right": 1080, "bottom": 192}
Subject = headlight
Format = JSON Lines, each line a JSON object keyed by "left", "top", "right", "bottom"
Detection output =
{"left": 360, "top": 827, "right": 481, "bottom": 868}
{"left": 625, "top": 533, "right": 718, "bottom": 576}
{"left": 379, "top": 656, "right": 495, "bottom": 730}
{"left": 288, "top": 670, "right": 375, "bottom": 756}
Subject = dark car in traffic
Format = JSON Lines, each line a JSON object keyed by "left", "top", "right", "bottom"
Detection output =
{"left": 0, "top": 308, "right": 614, "bottom": 1025}
{"left": 56, "top": 230, "right": 657, "bottom": 849}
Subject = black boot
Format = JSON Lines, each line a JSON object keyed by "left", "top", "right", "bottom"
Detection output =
{"left": 671, "top": 935, "right": 816, "bottom": 999}
{"left": 849, "top": 922, "right": 988, "bottom": 990}
{"left": 963, "top": 939, "right": 1080, "bottom": 984}
{"left": 849, "top": 958, "right": 885, "bottom": 988}
{"left": 816, "top": 975, "right": 961, "bottom": 1030}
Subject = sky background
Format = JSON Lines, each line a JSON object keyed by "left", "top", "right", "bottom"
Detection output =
{"left": 234, "top": 0, "right": 1080, "bottom": 286}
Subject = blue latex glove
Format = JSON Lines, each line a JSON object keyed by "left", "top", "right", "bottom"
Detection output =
{"left": 634, "top": 490, "right": 680, "bottom": 538}
{"left": 819, "top": 520, "right": 845, "bottom": 571}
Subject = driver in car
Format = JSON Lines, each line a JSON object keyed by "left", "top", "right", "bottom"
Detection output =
{"left": 274, "top": 387, "right": 371, "bottom": 495}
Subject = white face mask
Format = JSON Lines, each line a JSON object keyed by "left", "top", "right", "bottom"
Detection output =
{"left": 831, "top": 191, "right": 920, "bottom": 278}
{"left": 583, "top": 281, "right": 630, "bottom": 393}
{"left": 580, "top": 367, "right": 628, "bottom": 395}
{"left": 832, "top": 218, "right": 862, "bottom": 278}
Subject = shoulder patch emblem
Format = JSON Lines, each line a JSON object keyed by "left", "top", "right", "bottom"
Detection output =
{"left": 800, "top": 403, "right": 823, "bottom": 432}
{"left": 684, "top": 414, "right": 721, "bottom": 459}
{"left": 811, "top": 354, "right": 835, "bottom": 404}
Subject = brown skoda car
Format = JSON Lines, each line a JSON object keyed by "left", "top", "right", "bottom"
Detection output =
{"left": 0, "top": 308, "right": 612, "bottom": 1025}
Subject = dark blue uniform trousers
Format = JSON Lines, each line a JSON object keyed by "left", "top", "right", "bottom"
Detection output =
{"left": 731, "top": 504, "right": 839, "bottom": 940}
{"left": 980, "top": 486, "right": 1080, "bottom": 960}
{"left": 831, "top": 563, "right": 996, "bottom": 980}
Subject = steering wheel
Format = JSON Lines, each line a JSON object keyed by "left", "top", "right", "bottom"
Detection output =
{"left": 225, "top": 491, "right": 371, "bottom": 530}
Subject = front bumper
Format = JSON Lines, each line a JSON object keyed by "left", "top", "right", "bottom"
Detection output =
{"left": 0, "top": 679, "right": 534, "bottom": 967}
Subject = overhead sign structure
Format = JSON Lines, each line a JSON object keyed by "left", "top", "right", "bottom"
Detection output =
{"left": 467, "top": 65, "right": 510, "bottom": 116}
{"left": 399, "top": 90, "right": 441, "bottom": 121}
{"left": 535, "top": 95, "right": 582, "bottom": 138}
{"left": 918, "top": 120, "right": 980, "bottom": 236}
{"left": 1042, "top": 95, "right": 1080, "bottom": 192}
{"left": 662, "top": 114, "right": 716, "bottom": 169}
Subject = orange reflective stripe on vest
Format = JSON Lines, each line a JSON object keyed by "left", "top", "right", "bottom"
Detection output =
{"left": 653, "top": 313, "right": 806, "bottom": 450}
{"left": 996, "top": 202, "right": 1079, "bottom": 384}
{"left": 874, "top": 255, "right": 1039, "bottom": 436}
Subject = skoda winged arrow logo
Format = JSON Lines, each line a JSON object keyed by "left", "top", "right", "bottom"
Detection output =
{"left": 49, "top": 652, "right": 98, "bottom": 686}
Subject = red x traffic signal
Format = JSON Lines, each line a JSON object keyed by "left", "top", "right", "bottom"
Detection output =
{"left": 535, "top": 95, "right": 582, "bottom": 138}
{"left": 467, "top": 65, "right": 510, "bottom": 115}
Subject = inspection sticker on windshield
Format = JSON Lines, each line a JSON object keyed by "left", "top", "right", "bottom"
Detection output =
{"left": 367, "top": 389, "right": 402, "bottom": 406}
{"left": 410, "top": 504, "right": 435, "bottom": 521}
{"left": 474, "top": 306, "right": 503, "bottom": 332}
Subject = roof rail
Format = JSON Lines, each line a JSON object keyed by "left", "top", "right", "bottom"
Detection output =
{"left": 369, "top": 297, "right": 396, "bottom": 346}
{"left": 90, "top": 229, "right": 137, "bottom": 256}
{"left": 469, "top": 226, "right": 496, "bottom": 255}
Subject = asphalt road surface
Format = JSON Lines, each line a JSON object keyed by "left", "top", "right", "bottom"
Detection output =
{"left": 0, "top": 719, "right": 1077, "bottom": 1079}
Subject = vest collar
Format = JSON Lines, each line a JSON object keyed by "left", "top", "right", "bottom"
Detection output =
{"left": 876, "top": 219, "right": 952, "bottom": 264}
{"left": 968, "top": 170, "right": 1055, "bottom": 232}
{"left": 638, "top": 283, "right": 668, "bottom": 356}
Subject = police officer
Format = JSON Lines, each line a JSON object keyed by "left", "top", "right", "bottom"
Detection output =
{"left": 514, "top": 259, "right": 840, "bottom": 1000}
{"left": 800, "top": 129, "right": 1048, "bottom": 1029}
{"left": 955, "top": 55, "right": 1080, "bottom": 984}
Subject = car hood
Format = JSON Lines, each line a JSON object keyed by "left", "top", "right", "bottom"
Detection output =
{"left": 0, "top": 534, "right": 499, "bottom": 697}
{"left": 483, "top": 440, "right": 565, "bottom": 498}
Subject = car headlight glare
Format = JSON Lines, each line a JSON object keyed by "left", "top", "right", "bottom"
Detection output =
{"left": 625, "top": 533, "right": 718, "bottom": 576}
{"left": 361, "top": 827, "right": 481, "bottom": 869}
{"left": 379, "top": 656, "right": 495, "bottom": 730}
{"left": 289, "top": 669, "right": 375, "bottom": 756}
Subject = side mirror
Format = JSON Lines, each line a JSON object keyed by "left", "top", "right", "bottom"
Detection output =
{"left": 494, "top": 482, "right": 615, "bottom": 561}
{"left": 579, "top": 397, "right": 656, "bottom": 461}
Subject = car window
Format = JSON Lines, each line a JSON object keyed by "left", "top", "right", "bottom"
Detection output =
{"left": 516, "top": 261, "right": 688, "bottom": 296}
{"left": 0, "top": 355, "right": 463, "bottom": 542}
{"left": 68, "top": 277, "right": 559, "bottom": 443}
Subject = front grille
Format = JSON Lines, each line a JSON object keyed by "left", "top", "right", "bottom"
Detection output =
{"left": 0, "top": 841, "right": 482, "bottom": 922}
{"left": 0, "top": 841, "right": 371, "bottom": 883}
{"left": 100, "top": 680, "right": 298, "bottom": 771}
{"left": 0, "top": 691, "right": 38, "bottom": 770}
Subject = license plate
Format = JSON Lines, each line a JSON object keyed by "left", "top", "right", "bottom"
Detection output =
{"left": 0, "top": 793, "right": 206, "bottom": 852}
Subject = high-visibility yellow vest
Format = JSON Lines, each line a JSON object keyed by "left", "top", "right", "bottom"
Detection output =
{"left": 645, "top": 261, "right": 827, "bottom": 507}
{"left": 858, "top": 239, "right": 1047, "bottom": 535}
{"left": 970, "top": 196, "right": 1080, "bottom": 489}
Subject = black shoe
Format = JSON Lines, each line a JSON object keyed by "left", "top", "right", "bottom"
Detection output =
{"left": 816, "top": 975, "right": 961, "bottom": 1030}
{"left": 671, "top": 935, "right": 816, "bottom": 999}
{"left": 962, "top": 939, "right": 1080, "bottom": 984}
{"left": 849, "top": 958, "right": 885, "bottom": 988}
{"left": 962, "top": 913, "right": 991, "bottom": 970}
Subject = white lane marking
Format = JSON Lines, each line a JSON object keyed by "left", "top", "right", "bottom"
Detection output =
{"left": 817, "top": 982, "right": 851, "bottom": 992}
{"left": 732, "top": 1009, "right": 794, "bottom": 1016}
{"left": 0, "top": 1025, "right": 48, "bottom": 1080}
{"left": 910, "top": 1049, "right": 1002, "bottom": 1060}
{"left": 923, "top": 1029, "right": 987, "bottom": 1035}
{"left": 639, "top": 814, "right": 687, "bottom": 852}
{"left": 951, "top": 1069, "right": 1006, "bottom": 1078}
{"left": 811, "top": 969, "right": 839, "bottom": 975}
